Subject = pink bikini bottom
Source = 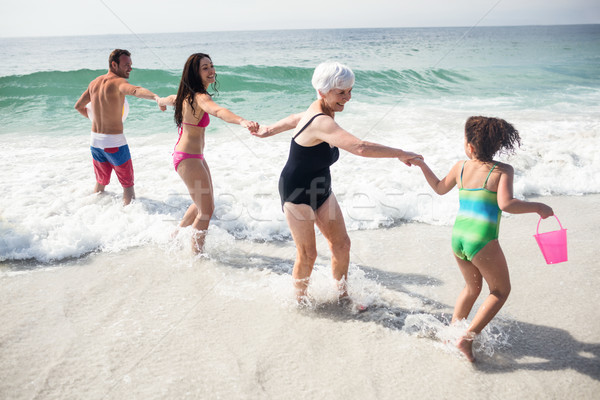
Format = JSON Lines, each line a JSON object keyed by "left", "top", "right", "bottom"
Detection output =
{"left": 173, "top": 151, "right": 204, "bottom": 171}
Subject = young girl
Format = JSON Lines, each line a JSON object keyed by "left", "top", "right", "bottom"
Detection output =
{"left": 412, "top": 116, "right": 553, "bottom": 362}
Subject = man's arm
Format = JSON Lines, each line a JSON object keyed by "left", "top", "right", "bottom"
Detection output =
{"left": 118, "top": 81, "right": 166, "bottom": 110}
{"left": 157, "top": 94, "right": 177, "bottom": 108}
{"left": 74, "top": 88, "right": 91, "bottom": 118}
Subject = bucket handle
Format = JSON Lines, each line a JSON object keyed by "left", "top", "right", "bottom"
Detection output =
{"left": 537, "top": 215, "right": 564, "bottom": 235}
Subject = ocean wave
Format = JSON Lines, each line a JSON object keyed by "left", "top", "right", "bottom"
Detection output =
{"left": 0, "top": 69, "right": 179, "bottom": 98}
{"left": 2, "top": 63, "right": 598, "bottom": 102}
{"left": 355, "top": 68, "right": 473, "bottom": 96}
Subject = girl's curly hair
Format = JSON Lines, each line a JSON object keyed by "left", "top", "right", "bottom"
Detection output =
{"left": 465, "top": 116, "right": 521, "bottom": 161}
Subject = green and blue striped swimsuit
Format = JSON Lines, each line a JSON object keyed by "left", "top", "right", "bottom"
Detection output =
{"left": 451, "top": 161, "right": 501, "bottom": 261}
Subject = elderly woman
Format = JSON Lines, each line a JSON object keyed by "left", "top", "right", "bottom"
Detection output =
{"left": 159, "top": 53, "right": 259, "bottom": 253}
{"left": 253, "top": 62, "right": 422, "bottom": 302}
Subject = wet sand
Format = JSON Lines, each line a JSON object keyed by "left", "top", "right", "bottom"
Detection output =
{"left": 1, "top": 195, "right": 598, "bottom": 399}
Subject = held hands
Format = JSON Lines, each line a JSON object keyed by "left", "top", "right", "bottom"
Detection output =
{"left": 252, "top": 125, "right": 275, "bottom": 138}
{"left": 155, "top": 96, "right": 168, "bottom": 111}
{"left": 409, "top": 157, "right": 426, "bottom": 168}
{"left": 241, "top": 119, "right": 260, "bottom": 133}
{"left": 399, "top": 151, "right": 424, "bottom": 167}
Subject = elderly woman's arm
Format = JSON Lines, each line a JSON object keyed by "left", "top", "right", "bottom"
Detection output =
{"left": 315, "top": 116, "right": 422, "bottom": 165}
{"left": 252, "top": 112, "right": 305, "bottom": 138}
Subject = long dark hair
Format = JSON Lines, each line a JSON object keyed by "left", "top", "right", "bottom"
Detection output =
{"left": 465, "top": 116, "right": 521, "bottom": 161}
{"left": 174, "top": 53, "right": 219, "bottom": 127}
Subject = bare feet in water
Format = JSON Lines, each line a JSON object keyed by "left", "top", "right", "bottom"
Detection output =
{"left": 456, "top": 332, "right": 476, "bottom": 362}
{"left": 337, "top": 296, "right": 368, "bottom": 313}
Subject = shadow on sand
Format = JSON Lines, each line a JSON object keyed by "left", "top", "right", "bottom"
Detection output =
{"left": 215, "top": 249, "right": 600, "bottom": 381}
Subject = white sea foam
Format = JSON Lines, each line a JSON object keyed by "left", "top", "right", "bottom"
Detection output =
{"left": 1, "top": 94, "right": 599, "bottom": 262}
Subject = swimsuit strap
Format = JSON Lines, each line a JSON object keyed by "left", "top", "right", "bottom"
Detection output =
{"left": 175, "top": 124, "right": 184, "bottom": 147}
{"left": 482, "top": 162, "right": 499, "bottom": 188}
{"left": 292, "top": 113, "right": 326, "bottom": 139}
{"left": 460, "top": 160, "right": 498, "bottom": 189}
{"left": 459, "top": 161, "right": 467, "bottom": 189}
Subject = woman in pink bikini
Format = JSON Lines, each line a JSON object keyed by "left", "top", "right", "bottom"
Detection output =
{"left": 159, "top": 53, "right": 259, "bottom": 253}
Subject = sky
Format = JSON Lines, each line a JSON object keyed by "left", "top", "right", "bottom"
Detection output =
{"left": 1, "top": 0, "right": 599, "bottom": 38}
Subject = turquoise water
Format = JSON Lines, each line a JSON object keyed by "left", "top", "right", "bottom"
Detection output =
{"left": 1, "top": 25, "right": 598, "bottom": 135}
{"left": 1, "top": 25, "right": 599, "bottom": 261}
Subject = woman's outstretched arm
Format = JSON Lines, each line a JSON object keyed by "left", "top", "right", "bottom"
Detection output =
{"left": 252, "top": 113, "right": 305, "bottom": 138}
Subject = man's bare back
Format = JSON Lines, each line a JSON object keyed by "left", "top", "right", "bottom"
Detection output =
{"left": 75, "top": 52, "right": 164, "bottom": 134}
{"left": 87, "top": 74, "right": 129, "bottom": 134}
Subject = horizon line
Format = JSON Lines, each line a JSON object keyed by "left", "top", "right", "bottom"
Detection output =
{"left": 1, "top": 22, "right": 598, "bottom": 40}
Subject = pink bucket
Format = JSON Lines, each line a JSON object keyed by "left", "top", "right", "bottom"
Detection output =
{"left": 534, "top": 215, "right": 568, "bottom": 264}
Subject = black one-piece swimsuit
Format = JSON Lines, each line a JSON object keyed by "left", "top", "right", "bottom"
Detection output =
{"left": 278, "top": 113, "right": 340, "bottom": 211}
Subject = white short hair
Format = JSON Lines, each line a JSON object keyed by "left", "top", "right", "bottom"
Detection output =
{"left": 311, "top": 62, "right": 355, "bottom": 99}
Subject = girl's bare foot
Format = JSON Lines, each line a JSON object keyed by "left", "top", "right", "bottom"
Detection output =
{"left": 456, "top": 332, "right": 476, "bottom": 362}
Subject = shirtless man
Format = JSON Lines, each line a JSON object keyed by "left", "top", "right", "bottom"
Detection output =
{"left": 75, "top": 49, "right": 166, "bottom": 205}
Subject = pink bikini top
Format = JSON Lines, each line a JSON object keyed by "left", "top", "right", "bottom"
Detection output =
{"left": 182, "top": 111, "right": 210, "bottom": 127}
{"left": 176, "top": 111, "right": 210, "bottom": 147}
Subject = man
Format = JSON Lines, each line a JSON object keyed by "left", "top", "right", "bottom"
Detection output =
{"left": 75, "top": 49, "right": 165, "bottom": 205}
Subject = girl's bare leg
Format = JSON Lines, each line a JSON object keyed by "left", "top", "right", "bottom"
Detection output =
{"left": 454, "top": 240, "right": 511, "bottom": 362}
{"left": 452, "top": 256, "right": 483, "bottom": 324}
{"left": 468, "top": 240, "right": 511, "bottom": 333}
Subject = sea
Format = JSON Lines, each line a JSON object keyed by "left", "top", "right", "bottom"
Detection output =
{"left": 1, "top": 25, "right": 600, "bottom": 398}
{"left": 1, "top": 24, "right": 599, "bottom": 263}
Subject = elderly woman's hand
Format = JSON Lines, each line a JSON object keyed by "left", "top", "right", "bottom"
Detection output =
{"left": 251, "top": 125, "right": 276, "bottom": 138}
{"left": 399, "top": 151, "right": 423, "bottom": 166}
